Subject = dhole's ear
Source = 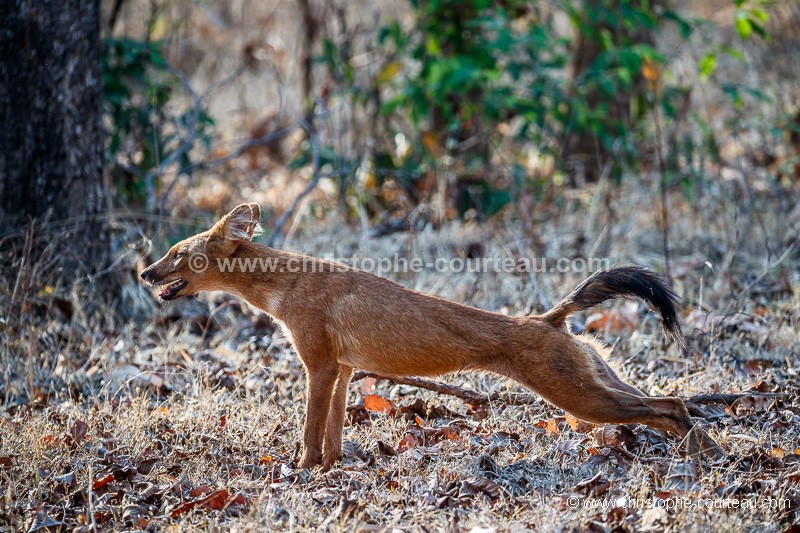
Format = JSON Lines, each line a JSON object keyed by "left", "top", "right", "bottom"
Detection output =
{"left": 209, "top": 203, "right": 263, "bottom": 252}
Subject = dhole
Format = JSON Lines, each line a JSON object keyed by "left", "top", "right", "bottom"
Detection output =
{"left": 141, "top": 204, "right": 723, "bottom": 470}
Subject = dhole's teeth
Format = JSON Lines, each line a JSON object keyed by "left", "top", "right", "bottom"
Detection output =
{"left": 158, "top": 278, "right": 187, "bottom": 299}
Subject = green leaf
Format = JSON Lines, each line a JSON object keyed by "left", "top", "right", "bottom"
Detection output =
{"left": 750, "top": 8, "right": 769, "bottom": 22}
{"left": 447, "top": 63, "right": 477, "bottom": 88}
{"left": 749, "top": 20, "right": 767, "bottom": 39}
{"left": 380, "top": 94, "right": 407, "bottom": 116}
{"left": 425, "top": 35, "right": 441, "bottom": 56}
{"left": 662, "top": 10, "right": 693, "bottom": 39}
{"left": 619, "top": 49, "right": 642, "bottom": 74}
{"left": 698, "top": 53, "right": 717, "bottom": 81}
{"left": 377, "top": 61, "right": 402, "bottom": 85}
{"left": 722, "top": 83, "right": 744, "bottom": 109}
{"left": 616, "top": 66, "right": 632, "bottom": 88}
{"left": 735, "top": 13, "right": 752, "bottom": 39}
{"left": 720, "top": 46, "right": 745, "bottom": 62}
{"left": 743, "top": 86, "right": 772, "bottom": 103}
{"left": 599, "top": 29, "right": 614, "bottom": 51}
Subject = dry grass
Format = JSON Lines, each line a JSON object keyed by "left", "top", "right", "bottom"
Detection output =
{"left": 3, "top": 0, "right": 800, "bottom": 530}
{"left": 2, "top": 178, "right": 799, "bottom": 532}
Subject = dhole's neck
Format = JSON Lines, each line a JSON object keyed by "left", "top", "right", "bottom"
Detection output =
{"left": 217, "top": 241, "right": 304, "bottom": 319}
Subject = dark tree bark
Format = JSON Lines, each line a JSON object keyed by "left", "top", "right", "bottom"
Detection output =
{"left": 0, "top": 0, "right": 109, "bottom": 271}
{"left": 298, "top": 0, "right": 318, "bottom": 119}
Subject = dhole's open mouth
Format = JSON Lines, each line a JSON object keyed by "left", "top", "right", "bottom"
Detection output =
{"left": 157, "top": 279, "right": 188, "bottom": 300}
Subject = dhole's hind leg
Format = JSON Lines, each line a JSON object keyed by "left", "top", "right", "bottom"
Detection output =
{"left": 322, "top": 365, "right": 353, "bottom": 470}
{"left": 590, "top": 351, "right": 647, "bottom": 397}
{"left": 594, "top": 354, "right": 725, "bottom": 458}
{"left": 506, "top": 348, "right": 724, "bottom": 459}
{"left": 563, "top": 386, "right": 719, "bottom": 458}
{"left": 588, "top": 352, "right": 724, "bottom": 459}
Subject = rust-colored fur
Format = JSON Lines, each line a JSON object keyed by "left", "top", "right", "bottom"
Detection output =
{"left": 141, "top": 204, "right": 723, "bottom": 470}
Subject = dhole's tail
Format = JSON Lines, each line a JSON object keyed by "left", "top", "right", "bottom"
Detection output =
{"left": 541, "top": 265, "right": 683, "bottom": 346}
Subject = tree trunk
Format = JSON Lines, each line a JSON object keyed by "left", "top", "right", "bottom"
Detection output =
{"left": 0, "top": 0, "right": 109, "bottom": 271}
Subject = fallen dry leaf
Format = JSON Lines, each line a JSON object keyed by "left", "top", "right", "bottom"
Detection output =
{"left": 65, "top": 419, "right": 89, "bottom": 447}
{"left": 545, "top": 418, "right": 561, "bottom": 436}
{"left": 170, "top": 489, "right": 249, "bottom": 518}
{"left": 592, "top": 425, "right": 635, "bottom": 449}
{"left": 359, "top": 376, "right": 378, "bottom": 396}
{"left": 92, "top": 473, "right": 115, "bottom": 491}
{"left": 27, "top": 512, "right": 64, "bottom": 532}
{"left": 189, "top": 485, "right": 213, "bottom": 498}
{"left": 460, "top": 477, "right": 501, "bottom": 501}
{"left": 686, "top": 310, "right": 769, "bottom": 336}
{"left": 364, "top": 394, "right": 395, "bottom": 414}
{"left": 555, "top": 439, "right": 585, "bottom": 457}
{"left": 742, "top": 359, "right": 778, "bottom": 377}
{"left": 346, "top": 405, "right": 370, "bottom": 425}
{"left": 573, "top": 472, "right": 612, "bottom": 497}
{"left": 729, "top": 395, "right": 775, "bottom": 416}
{"left": 660, "top": 461, "right": 698, "bottom": 492}
{"left": 376, "top": 440, "right": 398, "bottom": 457}
{"left": 585, "top": 306, "right": 638, "bottom": 336}
{"left": 398, "top": 434, "right": 420, "bottom": 452}
{"left": 566, "top": 414, "right": 595, "bottom": 433}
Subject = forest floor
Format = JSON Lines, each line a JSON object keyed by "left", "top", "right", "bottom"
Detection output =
{"left": 1, "top": 178, "right": 799, "bottom": 532}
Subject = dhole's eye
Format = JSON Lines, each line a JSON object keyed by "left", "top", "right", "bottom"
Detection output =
{"left": 175, "top": 251, "right": 186, "bottom": 259}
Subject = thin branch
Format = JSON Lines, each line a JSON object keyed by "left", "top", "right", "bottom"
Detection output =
{"left": 684, "top": 392, "right": 786, "bottom": 417}
{"left": 267, "top": 108, "right": 323, "bottom": 247}
{"left": 740, "top": 235, "right": 799, "bottom": 296}
{"left": 151, "top": 61, "right": 204, "bottom": 216}
{"left": 106, "top": 0, "right": 125, "bottom": 35}
{"left": 352, "top": 371, "right": 787, "bottom": 419}
{"left": 351, "top": 370, "right": 540, "bottom": 407}
{"left": 200, "top": 64, "right": 249, "bottom": 102}
{"left": 686, "top": 392, "right": 785, "bottom": 405}
{"left": 651, "top": 99, "right": 672, "bottom": 284}
{"left": 189, "top": 125, "right": 298, "bottom": 173}
{"left": 170, "top": 98, "right": 339, "bottom": 177}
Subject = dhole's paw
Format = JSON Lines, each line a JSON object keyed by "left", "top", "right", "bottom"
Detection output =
{"left": 298, "top": 453, "right": 322, "bottom": 470}
{"left": 697, "top": 429, "right": 726, "bottom": 462}
{"left": 682, "top": 425, "right": 725, "bottom": 463}
{"left": 321, "top": 452, "right": 343, "bottom": 472}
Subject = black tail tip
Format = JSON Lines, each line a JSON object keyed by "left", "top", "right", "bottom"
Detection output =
{"left": 602, "top": 265, "right": 685, "bottom": 348}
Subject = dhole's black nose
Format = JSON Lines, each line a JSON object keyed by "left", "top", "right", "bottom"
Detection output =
{"left": 140, "top": 270, "right": 148, "bottom": 280}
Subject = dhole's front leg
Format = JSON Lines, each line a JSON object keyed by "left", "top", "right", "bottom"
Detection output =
{"left": 322, "top": 365, "right": 353, "bottom": 470}
{"left": 298, "top": 361, "right": 339, "bottom": 469}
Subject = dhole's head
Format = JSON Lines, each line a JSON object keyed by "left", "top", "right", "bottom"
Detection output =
{"left": 140, "top": 203, "right": 262, "bottom": 300}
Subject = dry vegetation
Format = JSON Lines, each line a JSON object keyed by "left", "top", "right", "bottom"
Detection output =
{"left": 2, "top": 184, "right": 799, "bottom": 531}
{"left": 3, "top": 0, "right": 800, "bottom": 531}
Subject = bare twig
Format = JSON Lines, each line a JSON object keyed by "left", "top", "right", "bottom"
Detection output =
{"left": 188, "top": 125, "right": 298, "bottom": 173}
{"left": 351, "top": 370, "right": 539, "bottom": 407}
{"left": 730, "top": 130, "right": 775, "bottom": 262}
{"left": 352, "top": 371, "right": 787, "bottom": 419}
{"left": 740, "top": 235, "right": 799, "bottom": 297}
{"left": 651, "top": 100, "right": 672, "bottom": 284}
{"left": 151, "top": 62, "right": 204, "bottom": 217}
{"left": 267, "top": 108, "right": 323, "bottom": 247}
{"left": 169, "top": 91, "right": 343, "bottom": 178}
{"left": 686, "top": 392, "right": 785, "bottom": 405}
{"left": 199, "top": 64, "right": 249, "bottom": 101}
{"left": 106, "top": 0, "right": 125, "bottom": 34}
{"left": 684, "top": 392, "right": 786, "bottom": 417}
